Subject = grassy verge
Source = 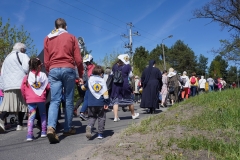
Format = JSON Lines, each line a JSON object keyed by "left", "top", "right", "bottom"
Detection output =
{"left": 123, "top": 89, "right": 240, "bottom": 159}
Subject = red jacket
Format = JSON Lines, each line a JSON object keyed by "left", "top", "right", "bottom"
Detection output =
{"left": 44, "top": 32, "right": 83, "bottom": 77}
{"left": 21, "top": 76, "right": 50, "bottom": 103}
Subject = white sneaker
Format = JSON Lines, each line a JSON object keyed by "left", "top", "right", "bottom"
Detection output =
{"left": 113, "top": 117, "right": 120, "bottom": 122}
{"left": 16, "top": 125, "right": 26, "bottom": 131}
{"left": 0, "top": 119, "right": 5, "bottom": 132}
{"left": 132, "top": 113, "right": 139, "bottom": 119}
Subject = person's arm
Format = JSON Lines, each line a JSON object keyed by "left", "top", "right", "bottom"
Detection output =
{"left": 44, "top": 37, "right": 50, "bottom": 73}
{"left": 73, "top": 37, "right": 84, "bottom": 79}
{"left": 140, "top": 69, "right": 146, "bottom": 87}
{"left": 103, "top": 90, "right": 110, "bottom": 106}
{"left": 21, "top": 54, "right": 30, "bottom": 74}
{"left": 20, "top": 76, "right": 27, "bottom": 101}
{"left": 46, "top": 83, "right": 50, "bottom": 91}
{"left": 81, "top": 81, "right": 88, "bottom": 91}
{"left": 158, "top": 70, "right": 163, "bottom": 91}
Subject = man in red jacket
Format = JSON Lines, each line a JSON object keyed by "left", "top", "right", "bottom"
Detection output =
{"left": 44, "top": 18, "right": 83, "bottom": 143}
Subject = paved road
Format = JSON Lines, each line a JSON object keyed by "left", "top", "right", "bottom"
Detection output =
{"left": 0, "top": 104, "right": 167, "bottom": 160}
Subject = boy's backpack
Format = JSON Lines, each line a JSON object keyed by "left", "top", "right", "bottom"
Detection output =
{"left": 181, "top": 77, "right": 187, "bottom": 86}
{"left": 113, "top": 66, "right": 124, "bottom": 84}
{"left": 190, "top": 77, "right": 196, "bottom": 85}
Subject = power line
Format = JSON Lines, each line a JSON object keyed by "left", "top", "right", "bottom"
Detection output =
{"left": 75, "top": 0, "right": 126, "bottom": 24}
{"left": 74, "top": 0, "right": 163, "bottom": 45}
{"left": 29, "top": 0, "right": 159, "bottom": 49}
{"left": 29, "top": 0, "right": 120, "bottom": 36}
{"left": 65, "top": 0, "right": 159, "bottom": 46}
{"left": 59, "top": 0, "right": 126, "bottom": 31}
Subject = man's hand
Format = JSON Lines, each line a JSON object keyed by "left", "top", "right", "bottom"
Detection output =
{"left": 104, "top": 105, "right": 108, "bottom": 110}
{"left": 78, "top": 78, "right": 84, "bottom": 85}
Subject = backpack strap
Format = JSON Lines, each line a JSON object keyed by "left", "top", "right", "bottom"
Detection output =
{"left": 16, "top": 52, "right": 22, "bottom": 65}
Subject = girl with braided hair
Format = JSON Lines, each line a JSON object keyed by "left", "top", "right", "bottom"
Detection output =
{"left": 21, "top": 58, "right": 50, "bottom": 141}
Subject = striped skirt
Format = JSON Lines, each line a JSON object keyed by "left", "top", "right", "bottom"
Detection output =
{"left": 0, "top": 89, "right": 27, "bottom": 112}
{"left": 109, "top": 97, "right": 134, "bottom": 106}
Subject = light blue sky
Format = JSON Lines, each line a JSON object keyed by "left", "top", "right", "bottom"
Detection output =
{"left": 0, "top": 0, "right": 233, "bottom": 66}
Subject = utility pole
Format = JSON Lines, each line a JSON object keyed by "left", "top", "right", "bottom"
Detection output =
{"left": 121, "top": 22, "right": 140, "bottom": 66}
{"left": 78, "top": 37, "right": 85, "bottom": 56}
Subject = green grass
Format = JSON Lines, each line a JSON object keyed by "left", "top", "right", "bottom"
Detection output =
{"left": 123, "top": 89, "right": 240, "bottom": 159}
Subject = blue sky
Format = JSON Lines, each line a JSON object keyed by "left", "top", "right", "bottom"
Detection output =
{"left": 0, "top": 0, "right": 232, "bottom": 66}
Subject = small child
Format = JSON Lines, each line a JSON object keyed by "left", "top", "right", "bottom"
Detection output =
{"left": 217, "top": 78, "right": 223, "bottom": 92}
{"left": 21, "top": 58, "right": 50, "bottom": 141}
{"left": 81, "top": 65, "right": 109, "bottom": 139}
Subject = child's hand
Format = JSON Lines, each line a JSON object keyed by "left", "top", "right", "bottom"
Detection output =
{"left": 78, "top": 78, "right": 84, "bottom": 85}
{"left": 104, "top": 105, "right": 108, "bottom": 110}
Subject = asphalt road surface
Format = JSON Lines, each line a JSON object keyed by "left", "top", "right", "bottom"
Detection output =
{"left": 0, "top": 104, "right": 167, "bottom": 160}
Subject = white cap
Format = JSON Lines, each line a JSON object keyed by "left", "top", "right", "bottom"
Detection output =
{"left": 83, "top": 54, "right": 93, "bottom": 63}
{"left": 118, "top": 54, "right": 130, "bottom": 65}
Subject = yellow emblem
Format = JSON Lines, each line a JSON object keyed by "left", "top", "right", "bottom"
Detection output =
{"left": 31, "top": 82, "right": 42, "bottom": 89}
{"left": 51, "top": 29, "right": 59, "bottom": 34}
{"left": 83, "top": 54, "right": 89, "bottom": 61}
{"left": 123, "top": 56, "right": 129, "bottom": 62}
{"left": 93, "top": 83, "right": 102, "bottom": 92}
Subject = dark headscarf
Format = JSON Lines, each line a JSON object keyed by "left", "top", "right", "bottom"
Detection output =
{"left": 143, "top": 60, "right": 155, "bottom": 86}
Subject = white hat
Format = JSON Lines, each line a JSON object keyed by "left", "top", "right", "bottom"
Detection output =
{"left": 83, "top": 54, "right": 93, "bottom": 63}
{"left": 118, "top": 54, "right": 130, "bottom": 65}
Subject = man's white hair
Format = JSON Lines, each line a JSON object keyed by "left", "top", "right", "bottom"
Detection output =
{"left": 12, "top": 42, "right": 26, "bottom": 51}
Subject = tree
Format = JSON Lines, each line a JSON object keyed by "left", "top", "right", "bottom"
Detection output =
{"left": 166, "top": 40, "right": 197, "bottom": 74}
{"left": 0, "top": 17, "right": 37, "bottom": 61}
{"left": 192, "top": 0, "right": 240, "bottom": 65}
{"left": 196, "top": 54, "right": 208, "bottom": 76}
{"left": 209, "top": 55, "right": 228, "bottom": 78}
{"left": 226, "top": 66, "right": 238, "bottom": 84}
{"left": 98, "top": 51, "right": 119, "bottom": 68}
{"left": 192, "top": 0, "right": 240, "bottom": 33}
{"left": 217, "top": 37, "right": 240, "bottom": 65}
{"left": 148, "top": 45, "right": 161, "bottom": 65}
{"left": 133, "top": 46, "right": 149, "bottom": 76}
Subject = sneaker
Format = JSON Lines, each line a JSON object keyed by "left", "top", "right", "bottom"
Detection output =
{"left": 63, "top": 127, "right": 76, "bottom": 136}
{"left": 132, "top": 113, "right": 139, "bottom": 119}
{"left": 16, "top": 125, "right": 26, "bottom": 131}
{"left": 0, "top": 119, "right": 5, "bottom": 132}
{"left": 26, "top": 135, "right": 33, "bottom": 141}
{"left": 97, "top": 133, "right": 103, "bottom": 139}
{"left": 47, "top": 127, "right": 59, "bottom": 143}
{"left": 85, "top": 126, "right": 92, "bottom": 139}
{"left": 113, "top": 117, "right": 120, "bottom": 122}
{"left": 79, "top": 113, "right": 87, "bottom": 121}
{"left": 41, "top": 131, "right": 47, "bottom": 138}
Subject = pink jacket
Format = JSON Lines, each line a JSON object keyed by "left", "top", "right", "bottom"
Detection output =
{"left": 21, "top": 76, "right": 50, "bottom": 103}
{"left": 0, "top": 90, "right": 3, "bottom": 97}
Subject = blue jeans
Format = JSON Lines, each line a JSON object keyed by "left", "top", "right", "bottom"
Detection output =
{"left": 48, "top": 68, "right": 76, "bottom": 132}
{"left": 0, "top": 96, "right": 3, "bottom": 105}
{"left": 209, "top": 85, "right": 214, "bottom": 91}
{"left": 80, "top": 89, "right": 88, "bottom": 113}
{"left": 191, "top": 86, "right": 197, "bottom": 97}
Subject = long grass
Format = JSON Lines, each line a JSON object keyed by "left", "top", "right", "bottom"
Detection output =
{"left": 123, "top": 89, "right": 240, "bottom": 159}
